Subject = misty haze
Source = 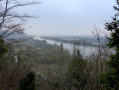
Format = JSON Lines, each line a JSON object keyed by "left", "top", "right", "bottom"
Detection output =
{"left": 0, "top": 0, "right": 118, "bottom": 90}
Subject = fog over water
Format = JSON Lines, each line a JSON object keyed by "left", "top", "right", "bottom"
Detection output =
{"left": 30, "top": 0, "right": 116, "bottom": 56}
{"left": 34, "top": 36, "right": 97, "bottom": 56}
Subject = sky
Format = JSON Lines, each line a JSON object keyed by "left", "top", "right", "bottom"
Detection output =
{"left": 22, "top": 0, "right": 116, "bottom": 36}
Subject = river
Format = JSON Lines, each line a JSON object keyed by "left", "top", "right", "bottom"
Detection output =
{"left": 34, "top": 36, "right": 98, "bottom": 56}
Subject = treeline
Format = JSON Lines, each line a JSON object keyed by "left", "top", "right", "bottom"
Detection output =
{"left": 0, "top": 29, "right": 113, "bottom": 90}
{"left": 41, "top": 36, "right": 105, "bottom": 47}
{"left": 15, "top": 38, "right": 72, "bottom": 89}
{"left": 12, "top": 38, "right": 112, "bottom": 89}
{"left": 0, "top": 0, "right": 119, "bottom": 89}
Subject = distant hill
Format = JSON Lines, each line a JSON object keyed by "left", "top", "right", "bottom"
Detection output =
{"left": 41, "top": 36, "right": 106, "bottom": 47}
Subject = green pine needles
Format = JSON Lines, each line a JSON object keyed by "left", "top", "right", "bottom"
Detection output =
{"left": 101, "top": 0, "right": 119, "bottom": 89}
{"left": 0, "top": 37, "right": 8, "bottom": 58}
{"left": 19, "top": 72, "right": 36, "bottom": 90}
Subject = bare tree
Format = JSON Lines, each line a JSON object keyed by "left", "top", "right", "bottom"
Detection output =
{"left": 0, "top": 0, "right": 40, "bottom": 64}
{"left": 0, "top": 0, "right": 40, "bottom": 42}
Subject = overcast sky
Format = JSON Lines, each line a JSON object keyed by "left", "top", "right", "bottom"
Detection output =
{"left": 22, "top": 0, "right": 116, "bottom": 36}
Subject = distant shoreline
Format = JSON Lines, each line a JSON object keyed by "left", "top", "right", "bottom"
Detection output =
{"left": 40, "top": 36, "right": 105, "bottom": 47}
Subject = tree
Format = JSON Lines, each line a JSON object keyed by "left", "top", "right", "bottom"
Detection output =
{"left": 0, "top": 0, "right": 40, "bottom": 42}
{"left": 68, "top": 50, "right": 87, "bottom": 89}
{"left": 0, "top": 38, "right": 7, "bottom": 57}
{"left": 61, "top": 42, "right": 63, "bottom": 51}
{"left": 101, "top": 0, "right": 119, "bottom": 89}
{"left": 0, "top": 0, "right": 40, "bottom": 62}
{"left": 19, "top": 72, "right": 36, "bottom": 90}
{"left": 0, "top": 0, "right": 39, "bottom": 89}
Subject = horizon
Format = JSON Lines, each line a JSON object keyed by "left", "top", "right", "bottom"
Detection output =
{"left": 23, "top": 0, "right": 116, "bottom": 36}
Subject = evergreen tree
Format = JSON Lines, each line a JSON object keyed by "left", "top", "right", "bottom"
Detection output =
{"left": 76, "top": 49, "right": 82, "bottom": 59}
{"left": 19, "top": 72, "right": 36, "bottom": 90}
{"left": 0, "top": 38, "right": 8, "bottom": 58}
{"left": 61, "top": 42, "right": 63, "bottom": 51}
{"left": 101, "top": 0, "right": 119, "bottom": 89}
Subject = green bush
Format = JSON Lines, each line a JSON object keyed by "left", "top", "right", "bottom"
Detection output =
{"left": 68, "top": 50, "right": 88, "bottom": 89}
{"left": 19, "top": 72, "right": 36, "bottom": 90}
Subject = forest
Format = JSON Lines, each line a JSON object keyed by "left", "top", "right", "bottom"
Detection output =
{"left": 0, "top": 37, "right": 112, "bottom": 89}
{"left": 0, "top": 0, "right": 119, "bottom": 90}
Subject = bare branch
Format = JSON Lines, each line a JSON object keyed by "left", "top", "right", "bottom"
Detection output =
{"left": 0, "top": 0, "right": 40, "bottom": 44}
{"left": 0, "top": 0, "right": 9, "bottom": 29}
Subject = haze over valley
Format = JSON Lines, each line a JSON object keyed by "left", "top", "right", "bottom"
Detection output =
{"left": 0, "top": 0, "right": 118, "bottom": 90}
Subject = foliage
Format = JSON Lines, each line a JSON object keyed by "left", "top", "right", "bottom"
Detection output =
{"left": 15, "top": 38, "right": 71, "bottom": 89}
{"left": 17, "top": 39, "right": 71, "bottom": 65}
{"left": 0, "top": 38, "right": 8, "bottom": 57}
{"left": 68, "top": 50, "right": 88, "bottom": 89}
{"left": 0, "top": 37, "right": 8, "bottom": 71}
{"left": 0, "top": 0, "right": 39, "bottom": 89}
{"left": 0, "top": 64, "right": 31, "bottom": 89}
{"left": 19, "top": 72, "right": 36, "bottom": 90}
{"left": 101, "top": 0, "right": 119, "bottom": 89}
